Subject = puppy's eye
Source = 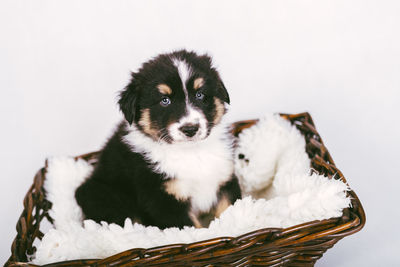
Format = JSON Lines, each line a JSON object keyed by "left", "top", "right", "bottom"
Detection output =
{"left": 160, "top": 96, "right": 171, "bottom": 107}
{"left": 195, "top": 92, "right": 205, "bottom": 100}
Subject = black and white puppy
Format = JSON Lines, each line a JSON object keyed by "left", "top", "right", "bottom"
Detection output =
{"left": 75, "top": 50, "right": 241, "bottom": 229}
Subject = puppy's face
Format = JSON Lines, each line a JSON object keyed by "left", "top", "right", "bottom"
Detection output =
{"left": 119, "top": 50, "right": 230, "bottom": 143}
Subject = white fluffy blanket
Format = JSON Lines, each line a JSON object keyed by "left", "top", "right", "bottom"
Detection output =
{"left": 32, "top": 114, "right": 350, "bottom": 264}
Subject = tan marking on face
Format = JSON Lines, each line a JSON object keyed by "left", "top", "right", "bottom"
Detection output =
{"left": 157, "top": 84, "right": 172, "bottom": 95}
{"left": 213, "top": 97, "right": 226, "bottom": 125}
{"left": 164, "top": 179, "right": 189, "bottom": 201}
{"left": 189, "top": 212, "right": 203, "bottom": 228}
{"left": 138, "top": 108, "right": 158, "bottom": 138}
{"left": 215, "top": 194, "right": 231, "bottom": 218}
{"left": 193, "top": 77, "right": 204, "bottom": 90}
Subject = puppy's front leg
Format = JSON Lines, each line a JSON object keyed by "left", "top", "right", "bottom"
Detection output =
{"left": 216, "top": 174, "right": 242, "bottom": 217}
{"left": 75, "top": 178, "right": 136, "bottom": 226}
{"left": 144, "top": 197, "right": 194, "bottom": 229}
{"left": 137, "top": 184, "right": 194, "bottom": 229}
{"left": 189, "top": 212, "right": 203, "bottom": 228}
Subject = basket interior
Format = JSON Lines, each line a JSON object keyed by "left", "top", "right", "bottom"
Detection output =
{"left": 6, "top": 112, "right": 365, "bottom": 267}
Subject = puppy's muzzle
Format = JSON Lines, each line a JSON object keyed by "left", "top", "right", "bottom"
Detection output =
{"left": 179, "top": 124, "right": 199, "bottom": 137}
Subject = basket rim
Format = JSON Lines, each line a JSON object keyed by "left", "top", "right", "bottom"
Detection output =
{"left": 6, "top": 112, "right": 366, "bottom": 267}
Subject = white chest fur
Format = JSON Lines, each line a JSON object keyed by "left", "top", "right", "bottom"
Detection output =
{"left": 123, "top": 123, "right": 234, "bottom": 213}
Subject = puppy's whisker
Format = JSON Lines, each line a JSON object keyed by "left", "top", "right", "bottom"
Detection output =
{"left": 156, "top": 128, "right": 170, "bottom": 144}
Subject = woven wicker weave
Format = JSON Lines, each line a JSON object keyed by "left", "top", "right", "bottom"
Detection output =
{"left": 5, "top": 112, "right": 365, "bottom": 267}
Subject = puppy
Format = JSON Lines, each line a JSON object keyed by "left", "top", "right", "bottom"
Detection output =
{"left": 75, "top": 50, "right": 241, "bottom": 229}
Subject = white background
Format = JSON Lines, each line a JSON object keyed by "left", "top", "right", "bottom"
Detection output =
{"left": 1, "top": 0, "right": 399, "bottom": 266}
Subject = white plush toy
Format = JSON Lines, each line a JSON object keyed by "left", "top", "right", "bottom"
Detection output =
{"left": 234, "top": 114, "right": 311, "bottom": 199}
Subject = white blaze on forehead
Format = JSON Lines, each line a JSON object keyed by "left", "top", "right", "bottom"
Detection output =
{"left": 170, "top": 57, "right": 208, "bottom": 142}
{"left": 172, "top": 58, "right": 192, "bottom": 100}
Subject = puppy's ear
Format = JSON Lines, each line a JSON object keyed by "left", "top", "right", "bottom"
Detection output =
{"left": 118, "top": 75, "right": 139, "bottom": 125}
{"left": 217, "top": 79, "right": 230, "bottom": 104}
{"left": 197, "top": 53, "right": 230, "bottom": 104}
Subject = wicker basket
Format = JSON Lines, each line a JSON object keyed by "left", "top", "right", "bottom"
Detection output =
{"left": 5, "top": 112, "right": 365, "bottom": 267}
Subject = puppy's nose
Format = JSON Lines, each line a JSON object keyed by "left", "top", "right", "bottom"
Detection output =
{"left": 179, "top": 124, "right": 199, "bottom": 137}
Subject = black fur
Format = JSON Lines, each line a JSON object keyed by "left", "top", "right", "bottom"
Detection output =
{"left": 75, "top": 50, "right": 241, "bottom": 229}
{"left": 75, "top": 123, "right": 194, "bottom": 228}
